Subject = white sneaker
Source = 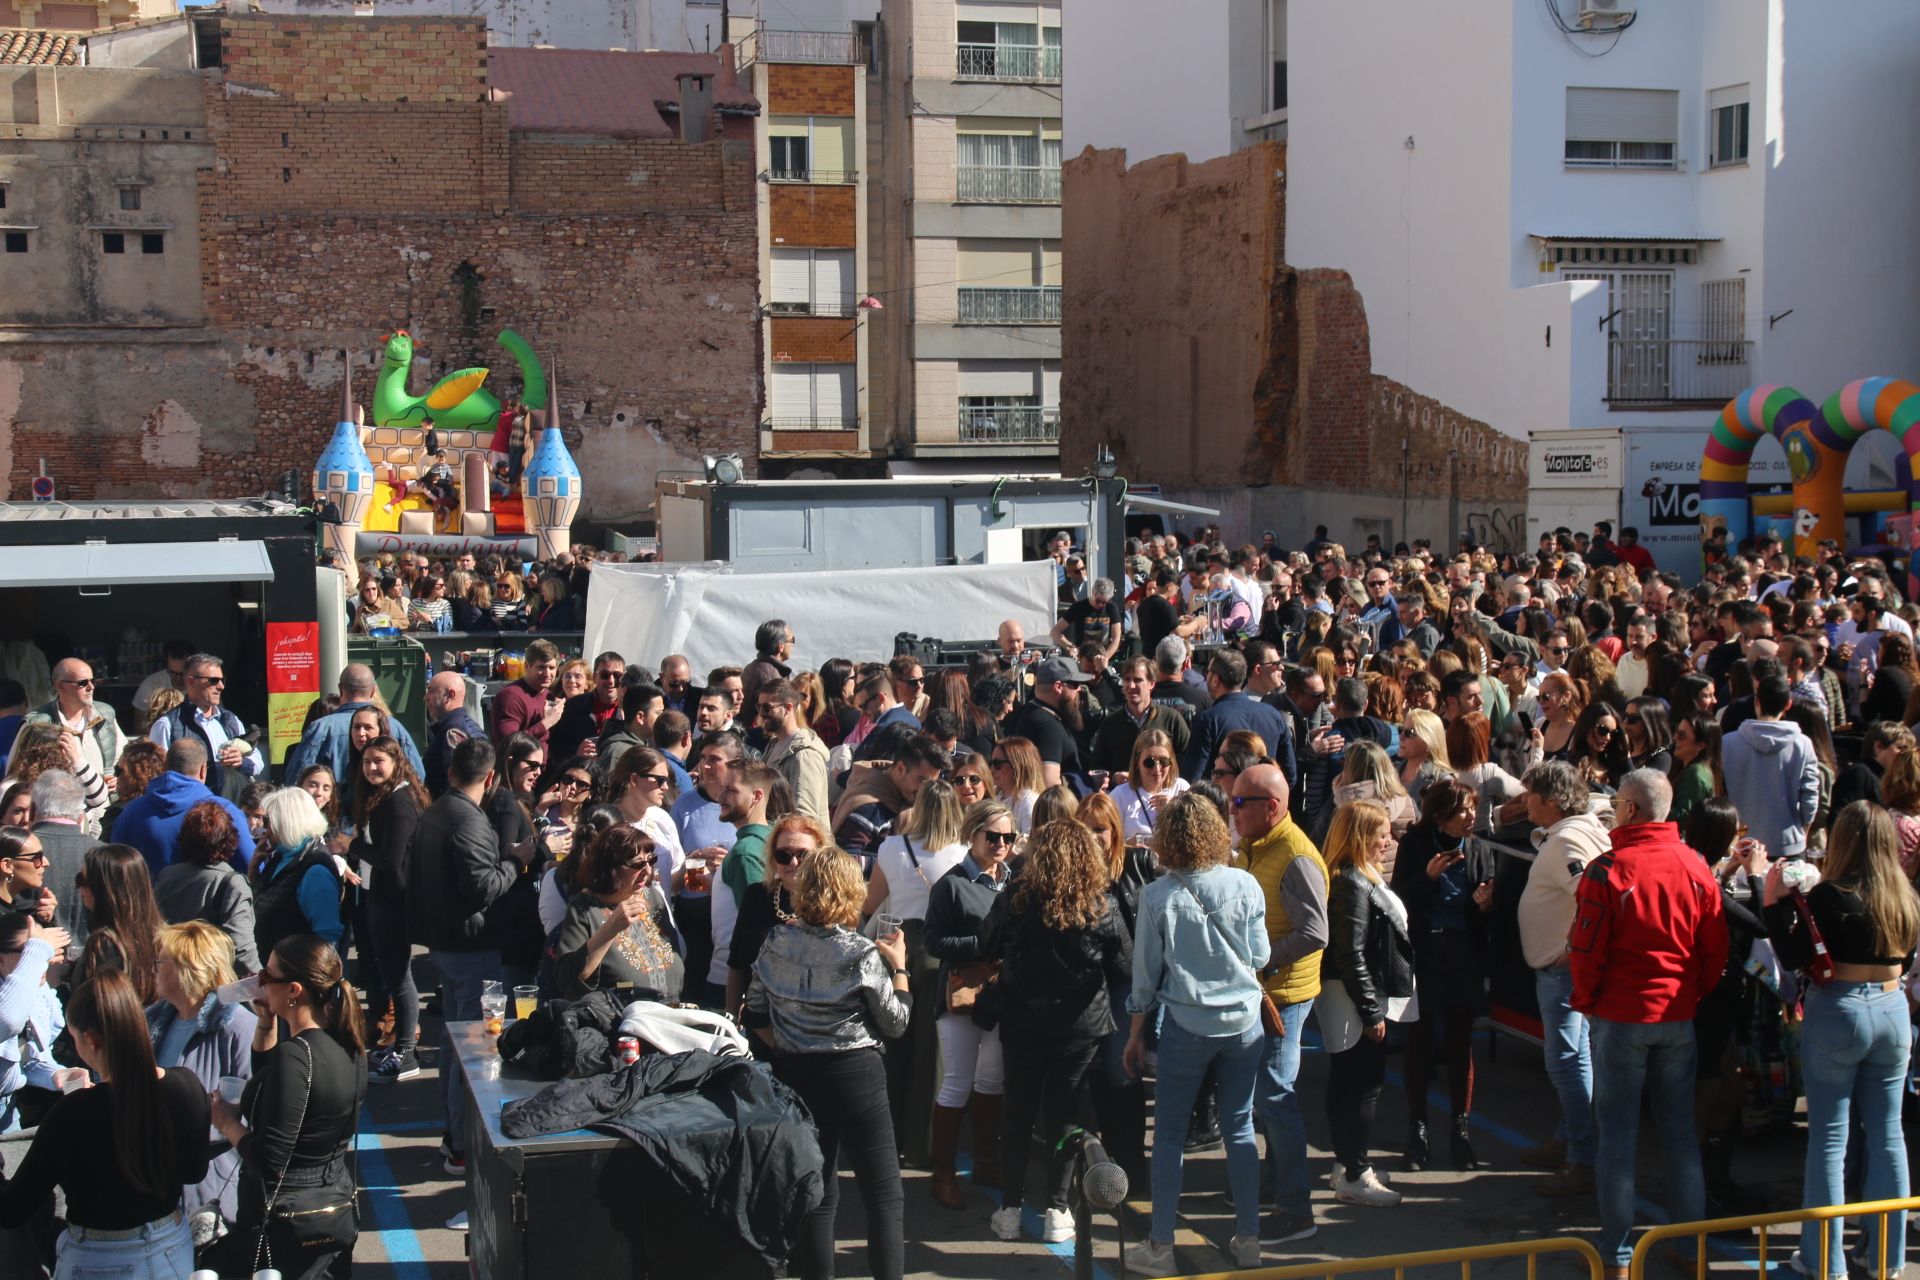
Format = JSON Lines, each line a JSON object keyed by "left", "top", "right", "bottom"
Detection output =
{"left": 1333, "top": 1167, "right": 1403, "bottom": 1208}
{"left": 1122, "top": 1238, "right": 1178, "bottom": 1277}
{"left": 989, "top": 1206, "right": 1022, "bottom": 1241}
{"left": 1041, "top": 1208, "right": 1074, "bottom": 1243}
{"left": 1787, "top": 1250, "right": 1845, "bottom": 1280}
{"left": 445, "top": 1211, "right": 469, "bottom": 1231}
{"left": 1230, "top": 1234, "right": 1264, "bottom": 1268}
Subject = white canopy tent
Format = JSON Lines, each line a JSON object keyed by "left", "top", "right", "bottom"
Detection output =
{"left": 584, "top": 560, "right": 1057, "bottom": 675}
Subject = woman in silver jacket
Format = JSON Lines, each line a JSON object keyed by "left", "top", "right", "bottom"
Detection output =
{"left": 746, "top": 847, "right": 911, "bottom": 1280}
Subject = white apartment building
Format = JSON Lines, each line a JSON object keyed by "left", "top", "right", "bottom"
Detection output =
{"left": 1069, "top": 0, "right": 1920, "bottom": 542}
{"left": 876, "top": 0, "right": 1062, "bottom": 463}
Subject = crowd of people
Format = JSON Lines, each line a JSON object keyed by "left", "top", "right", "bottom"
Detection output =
{"left": 0, "top": 517, "right": 1916, "bottom": 1280}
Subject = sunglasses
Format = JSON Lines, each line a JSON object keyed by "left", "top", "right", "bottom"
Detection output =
{"left": 1624, "top": 714, "right": 1643, "bottom": 726}
{"left": 596, "top": 670, "right": 624, "bottom": 683}
{"left": 899, "top": 676, "right": 924, "bottom": 688}
{"left": 563, "top": 775, "right": 593, "bottom": 790}
{"left": 989, "top": 757, "right": 1010, "bottom": 768}
{"left": 57, "top": 678, "right": 95, "bottom": 688}
{"left": 772, "top": 846, "right": 812, "bottom": 866}
{"left": 1230, "top": 795, "right": 1268, "bottom": 808}
{"left": 258, "top": 972, "right": 293, "bottom": 987}
{"left": 191, "top": 676, "right": 226, "bottom": 686}
{"left": 622, "top": 856, "right": 660, "bottom": 871}
{"left": 1593, "top": 725, "right": 1618, "bottom": 738}
{"left": 639, "top": 773, "right": 669, "bottom": 786}
{"left": 1547, "top": 647, "right": 1570, "bottom": 656}
{"left": 0, "top": 946, "right": 23, "bottom": 957}
{"left": 953, "top": 774, "right": 986, "bottom": 789}
{"left": 981, "top": 830, "right": 1018, "bottom": 846}
{"left": 515, "top": 758, "right": 545, "bottom": 771}
{"left": 6, "top": 851, "right": 47, "bottom": 865}
{"left": 1140, "top": 756, "right": 1172, "bottom": 768}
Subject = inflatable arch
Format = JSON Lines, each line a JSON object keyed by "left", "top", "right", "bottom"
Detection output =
{"left": 1698, "top": 378, "right": 1920, "bottom": 558}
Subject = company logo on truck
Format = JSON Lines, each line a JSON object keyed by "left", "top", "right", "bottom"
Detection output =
{"left": 1642, "top": 476, "right": 1700, "bottom": 526}
{"left": 1543, "top": 448, "right": 1610, "bottom": 477}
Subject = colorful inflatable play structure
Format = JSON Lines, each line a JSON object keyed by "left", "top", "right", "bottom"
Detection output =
{"left": 313, "top": 329, "right": 581, "bottom": 579}
{"left": 1698, "top": 378, "right": 1920, "bottom": 559}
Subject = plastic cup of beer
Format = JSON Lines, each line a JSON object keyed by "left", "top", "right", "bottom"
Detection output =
{"left": 513, "top": 985, "right": 538, "bottom": 1020}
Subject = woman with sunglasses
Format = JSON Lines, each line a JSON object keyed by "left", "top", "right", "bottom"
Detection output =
{"left": 1621, "top": 696, "right": 1673, "bottom": 775}
{"left": 553, "top": 825, "right": 684, "bottom": 1002}
{"left": 989, "top": 737, "right": 1045, "bottom": 835}
{"left": 249, "top": 786, "right": 345, "bottom": 972}
{"left": 0, "top": 969, "right": 209, "bottom": 1278}
{"left": 864, "top": 784, "right": 968, "bottom": 1166}
{"left": 1110, "top": 730, "right": 1189, "bottom": 842}
{"left": 1567, "top": 703, "right": 1630, "bottom": 791}
{"left": 101, "top": 739, "right": 165, "bottom": 850}
{"left": 351, "top": 737, "right": 424, "bottom": 1085}
{"left": 0, "top": 827, "right": 55, "bottom": 926}
{"left": 731, "top": 816, "right": 836, "bottom": 1021}
{"left": 923, "top": 800, "right": 1017, "bottom": 1209}
{"left": 746, "top": 849, "right": 911, "bottom": 1280}
{"left": 1536, "top": 672, "right": 1588, "bottom": 763}
{"left": 206, "top": 935, "right": 367, "bottom": 1280}
{"left": 535, "top": 756, "right": 598, "bottom": 859}
{"left": 1667, "top": 712, "right": 1723, "bottom": 829}
{"left": 1389, "top": 778, "right": 1495, "bottom": 1171}
{"left": 947, "top": 754, "right": 993, "bottom": 812}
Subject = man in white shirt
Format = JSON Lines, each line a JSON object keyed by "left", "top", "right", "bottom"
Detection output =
{"left": 1614, "top": 617, "right": 1653, "bottom": 701}
{"left": 24, "top": 658, "right": 126, "bottom": 788}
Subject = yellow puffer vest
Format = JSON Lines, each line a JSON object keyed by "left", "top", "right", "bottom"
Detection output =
{"left": 1242, "top": 817, "right": 1326, "bottom": 1006}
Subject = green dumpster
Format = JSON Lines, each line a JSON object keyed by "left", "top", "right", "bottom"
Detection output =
{"left": 345, "top": 636, "right": 430, "bottom": 749}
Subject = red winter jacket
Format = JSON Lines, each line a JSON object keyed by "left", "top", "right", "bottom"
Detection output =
{"left": 1569, "top": 821, "right": 1727, "bottom": 1023}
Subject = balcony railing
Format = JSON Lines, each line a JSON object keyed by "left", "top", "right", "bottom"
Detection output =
{"left": 959, "top": 405, "right": 1060, "bottom": 444}
{"left": 769, "top": 293, "right": 859, "bottom": 318}
{"left": 956, "top": 42, "right": 1061, "bottom": 82}
{"left": 957, "top": 286, "right": 1061, "bottom": 325}
{"left": 769, "top": 168, "right": 858, "bottom": 184}
{"left": 1605, "top": 337, "right": 1755, "bottom": 406}
{"left": 766, "top": 416, "right": 858, "bottom": 432}
{"left": 739, "top": 27, "right": 867, "bottom": 67}
{"left": 956, "top": 165, "right": 1061, "bottom": 204}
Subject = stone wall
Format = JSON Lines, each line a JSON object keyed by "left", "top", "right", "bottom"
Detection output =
{"left": 217, "top": 15, "right": 489, "bottom": 102}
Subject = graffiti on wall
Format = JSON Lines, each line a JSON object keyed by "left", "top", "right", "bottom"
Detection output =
{"left": 1465, "top": 507, "right": 1524, "bottom": 556}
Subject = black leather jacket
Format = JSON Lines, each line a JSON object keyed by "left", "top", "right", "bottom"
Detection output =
{"left": 1326, "top": 865, "right": 1417, "bottom": 1028}
{"left": 978, "top": 890, "right": 1131, "bottom": 1041}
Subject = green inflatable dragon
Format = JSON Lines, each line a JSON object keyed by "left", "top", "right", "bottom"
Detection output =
{"left": 371, "top": 329, "right": 546, "bottom": 433}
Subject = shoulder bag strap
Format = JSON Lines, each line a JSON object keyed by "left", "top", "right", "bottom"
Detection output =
{"left": 254, "top": 1035, "right": 316, "bottom": 1276}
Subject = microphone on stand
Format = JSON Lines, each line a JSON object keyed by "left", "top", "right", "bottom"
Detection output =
{"left": 1061, "top": 1128, "right": 1129, "bottom": 1280}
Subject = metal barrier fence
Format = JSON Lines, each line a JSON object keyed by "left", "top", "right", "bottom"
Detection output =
{"left": 1170, "top": 1236, "right": 1607, "bottom": 1280}
{"left": 1629, "top": 1196, "right": 1920, "bottom": 1280}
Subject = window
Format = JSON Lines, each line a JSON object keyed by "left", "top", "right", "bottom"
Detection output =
{"left": 118, "top": 187, "right": 141, "bottom": 211}
{"left": 1565, "top": 87, "right": 1679, "bottom": 170}
{"left": 141, "top": 232, "right": 164, "bottom": 254}
{"left": 0, "top": 187, "right": 8, "bottom": 211}
{"left": 4, "top": 232, "right": 26, "bottom": 254}
{"left": 956, "top": 19, "right": 1060, "bottom": 81}
{"left": 770, "top": 247, "right": 855, "bottom": 315}
{"left": 770, "top": 134, "right": 809, "bottom": 181}
{"left": 1709, "top": 84, "right": 1749, "bottom": 168}
{"left": 769, "top": 363, "right": 855, "bottom": 426}
{"left": 102, "top": 232, "right": 125, "bottom": 254}
{"left": 957, "top": 125, "right": 1062, "bottom": 203}
{"left": 1700, "top": 278, "right": 1747, "bottom": 362}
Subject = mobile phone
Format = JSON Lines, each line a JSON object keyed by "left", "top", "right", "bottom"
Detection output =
{"left": 1516, "top": 710, "right": 1534, "bottom": 736}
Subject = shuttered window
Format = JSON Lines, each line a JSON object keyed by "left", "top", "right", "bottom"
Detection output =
{"left": 1565, "top": 87, "right": 1679, "bottom": 169}
{"left": 1708, "top": 84, "right": 1749, "bottom": 167}
{"left": 770, "top": 364, "right": 855, "bottom": 425}
{"left": 770, "top": 248, "right": 855, "bottom": 315}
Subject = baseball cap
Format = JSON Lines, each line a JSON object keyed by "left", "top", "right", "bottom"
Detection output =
{"left": 1032, "top": 655, "right": 1095, "bottom": 685}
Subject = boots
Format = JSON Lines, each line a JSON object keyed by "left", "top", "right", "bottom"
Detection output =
{"left": 928, "top": 1105, "right": 967, "bottom": 1209}
{"left": 1703, "top": 1137, "right": 1765, "bottom": 1220}
{"left": 1449, "top": 1115, "right": 1479, "bottom": 1170}
{"left": 970, "top": 1091, "right": 1004, "bottom": 1191}
{"left": 1405, "top": 1118, "right": 1431, "bottom": 1170}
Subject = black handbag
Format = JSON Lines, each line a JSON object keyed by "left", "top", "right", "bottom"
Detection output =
{"left": 254, "top": 1037, "right": 358, "bottom": 1277}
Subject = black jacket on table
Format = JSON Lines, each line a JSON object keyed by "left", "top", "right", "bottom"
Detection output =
{"left": 1326, "top": 865, "right": 1417, "bottom": 1028}
{"left": 977, "top": 889, "right": 1131, "bottom": 1040}
{"left": 407, "top": 790, "right": 515, "bottom": 951}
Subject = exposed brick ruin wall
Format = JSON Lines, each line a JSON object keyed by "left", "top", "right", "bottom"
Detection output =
{"left": 1, "top": 14, "right": 762, "bottom": 517}
{"left": 1061, "top": 142, "right": 1524, "bottom": 521}
{"left": 765, "top": 63, "right": 855, "bottom": 116}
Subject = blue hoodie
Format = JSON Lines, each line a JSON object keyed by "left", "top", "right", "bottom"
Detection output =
{"left": 1721, "top": 718, "right": 1821, "bottom": 859}
{"left": 111, "top": 771, "right": 255, "bottom": 875}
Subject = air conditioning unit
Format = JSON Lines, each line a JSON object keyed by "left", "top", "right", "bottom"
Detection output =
{"left": 1578, "top": 0, "right": 1635, "bottom": 26}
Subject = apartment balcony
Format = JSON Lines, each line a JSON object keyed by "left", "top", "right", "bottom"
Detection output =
{"left": 957, "top": 286, "right": 1060, "bottom": 326}
{"left": 956, "top": 42, "right": 1061, "bottom": 83}
{"left": 958, "top": 405, "right": 1060, "bottom": 444}
{"left": 768, "top": 167, "right": 858, "bottom": 185}
{"left": 737, "top": 27, "right": 867, "bottom": 67}
{"left": 769, "top": 293, "right": 859, "bottom": 319}
{"left": 764, "top": 416, "right": 862, "bottom": 455}
{"left": 767, "top": 416, "right": 858, "bottom": 432}
{"left": 956, "top": 165, "right": 1061, "bottom": 205}
{"left": 1604, "top": 338, "right": 1754, "bottom": 407}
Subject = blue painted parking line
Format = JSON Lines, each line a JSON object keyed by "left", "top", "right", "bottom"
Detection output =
{"left": 957, "top": 1149, "right": 1117, "bottom": 1280}
{"left": 354, "top": 1130, "right": 435, "bottom": 1279}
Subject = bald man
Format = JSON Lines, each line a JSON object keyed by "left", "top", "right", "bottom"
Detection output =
{"left": 1230, "top": 762, "right": 1329, "bottom": 1242}
{"left": 285, "top": 662, "right": 425, "bottom": 784}
{"left": 424, "top": 671, "right": 484, "bottom": 797}
{"left": 24, "top": 656, "right": 126, "bottom": 785}
{"left": 997, "top": 619, "right": 1026, "bottom": 661}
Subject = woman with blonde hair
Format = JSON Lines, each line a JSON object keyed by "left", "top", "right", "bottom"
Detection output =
{"left": 1121, "top": 795, "right": 1269, "bottom": 1276}
{"left": 924, "top": 799, "right": 1017, "bottom": 1208}
{"left": 978, "top": 821, "right": 1130, "bottom": 1244}
{"left": 1030, "top": 784, "right": 1080, "bottom": 830}
{"left": 746, "top": 849, "right": 911, "bottom": 1280}
{"left": 989, "top": 737, "right": 1046, "bottom": 833}
{"left": 1320, "top": 800, "right": 1416, "bottom": 1207}
{"left": 1764, "top": 802, "right": 1920, "bottom": 1279}
{"left": 1333, "top": 740, "right": 1417, "bottom": 847}
{"left": 1398, "top": 709, "right": 1454, "bottom": 808}
{"left": 555, "top": 657, "right": 591, "bottom": 701}
{"left": 1109, "top": 729, "right": 1189, "bottom": 841}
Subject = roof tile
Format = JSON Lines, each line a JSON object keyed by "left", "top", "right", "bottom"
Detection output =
{"left": 0, "top": 28, "right": 81, "bottom": 66}
{"left": 488, "top": 47, "right": 757, "bottom": 140}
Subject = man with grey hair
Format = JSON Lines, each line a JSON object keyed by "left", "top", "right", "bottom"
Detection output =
{"left": 1517, "top": 760, "right": 1609, "bottom": 1197}
{"left": 29, "top": 769, "right": 96, "bottom": 946}
{"left": 285, "top": 661, "right": 425, "bottom": 783}
{"left": 149, "top": 652, "right": 263, "bottom": 801}
{"left": 1149, "top": 635, "right": 1209, "bottom": 718}
{"left": 24, "top": 656, "right": 126, "bottom": 788}
{"left": 1570, "top": 767, "right": 1726, "bottom": 1274}
{"left": 1053, "top": 576, "right": 1124, "bottom": 665}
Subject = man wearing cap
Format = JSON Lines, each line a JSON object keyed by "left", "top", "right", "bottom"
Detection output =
{"left": 1001, "top": 655, "right": 1092, "bottom": 787}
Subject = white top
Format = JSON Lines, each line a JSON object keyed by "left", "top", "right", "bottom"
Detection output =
{"left": 635, "top": 806, "right": 684, "bottom": 886}
{"left": 1109, "top": 779, "right": 1191, "bottom": 840}
{"left": 537, "top": 866, "right": 568, "bottom": 934}
{"left": 1008, "top": 789, "right": 1038, "bottom": 835}
{"left": 873, "top": 834, "right": 968, "bottom": 921}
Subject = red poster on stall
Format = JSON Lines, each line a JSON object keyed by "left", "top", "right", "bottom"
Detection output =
{"left": 265, "top": 621, "right": 321, "bottom": 766}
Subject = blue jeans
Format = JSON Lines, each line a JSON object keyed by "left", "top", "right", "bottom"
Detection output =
{"left": 433, "top": 947, "right": 502, "bottom": 1158}
{"left": 1150, "top": 1018, "right": 1264, "bottom": 1245}
{"left": 1535, "top": 965, "right": 1596, "bottom": 1166}
{"left": 1591, "top": 1018, "right": 1702, "bottom": 1266}
{"left": 56, "top": 1211, "right": 191, "bottom": 1280}
{"left": 1800, "top": 981, "right": 1911, "bottom": 1277}
{"left": 1254, "top": 997, "right": 1313, "bottom": 1217}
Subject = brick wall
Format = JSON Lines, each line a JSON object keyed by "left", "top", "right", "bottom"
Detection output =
{"left": 511, "top": 135, "right": 751, "bottom": 215}
{"left": 766, "top": 63, "right": 855, "bottom": 116}
{"left": 769, "top": 184, "right": 856, "bottom": 247}
{"left": 770, "top": 316, "right": 855, "bottom": 364}
{"left": 218, "top": 14, "right": 488, "bottom": 102}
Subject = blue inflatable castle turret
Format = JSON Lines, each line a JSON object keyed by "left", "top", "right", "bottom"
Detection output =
{"left": 523, "top": 366, "right": 582, "bottom": 560}
{"left": 314, "top": 355, "right": 376, "bottom": 582}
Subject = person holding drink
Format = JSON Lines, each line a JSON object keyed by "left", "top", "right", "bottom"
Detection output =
{"left": 1108, "top": 731, "right": 1189, "bottom": 842}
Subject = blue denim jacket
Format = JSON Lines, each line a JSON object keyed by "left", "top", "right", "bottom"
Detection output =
{"left": 1128, "top": 865, "right": 1270, "bottom": 1038}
